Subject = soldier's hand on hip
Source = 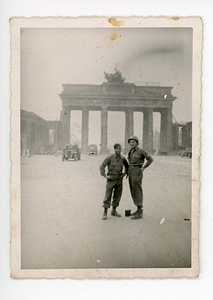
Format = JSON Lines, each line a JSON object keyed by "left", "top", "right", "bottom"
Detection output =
{"left": 106, "top": 175, "right": 112, "bottom": 180}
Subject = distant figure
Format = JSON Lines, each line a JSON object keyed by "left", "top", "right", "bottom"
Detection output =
{"left": 22, "top": 148, "right": 26, "bottom": 157}
{"left": 27, "top": 148, "right": 31, "bottom": 157}
{"left": 127, "top": 136, "right": 153, "bottom": 220}
{"left": 99, "top": 143, "right": 129, "bottom": 220}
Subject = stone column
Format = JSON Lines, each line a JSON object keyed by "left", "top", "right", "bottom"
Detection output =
{"left": 173, "top": 124, "right": 179, "bottom": 150}
{"left": 143, "top": 109, "right": 148, "bottom": 150}
{"left": 166, "top": 108, "right": 173, "bottom": 151}
{"left": 81, "top": 107, "right": 89, "bottom": 153}
{"left": 61, "top": 107, "right": 70, "bottom": 146}
{"left": 53, "top": 125, "right": 57, "bottom": 147}
{"left": 26, "top": 121, "right": 32, "bottom": 150}
{"left": 101, "top": 107, "right": 108, "bottom": 154}
{"left": 21, "top": 121, "right": 27, "bottom": 151}
{"left": 147, "top": 108, "right": 153, "bottom": 153}
{"left": 160, "top": 110, "right": 167, "bottom": 149}
{"left": 35, "top": 123, "right": 38, "bottom": 153}
{"left": 41, "top": 125, "right": 47, "bottom": 149}
{"left": 37, "top": 124, "right": 40, "bottom": 151}
{"left": 125, "top": 108, "right": 134, "bottom": 150}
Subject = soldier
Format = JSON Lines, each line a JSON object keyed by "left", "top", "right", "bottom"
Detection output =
{"left": 128, "top": 135, "right": 153, "bottom": 220}
{"left": 100, "top": 143, "right": 129, "bottom": 220}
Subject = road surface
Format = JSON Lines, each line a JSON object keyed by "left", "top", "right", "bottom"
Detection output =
{"left": 21, "top": 154, "right": 191, "bottom": 269}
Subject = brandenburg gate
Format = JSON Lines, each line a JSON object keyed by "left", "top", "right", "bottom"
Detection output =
{"left": 59, "top": 70, "right": 176, "bottom": 154}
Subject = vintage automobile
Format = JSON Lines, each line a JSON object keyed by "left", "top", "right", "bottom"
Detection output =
{"left": 182, "top": 147, "right": 192, "bottom": 158}
{"left": 62, "top": 144, "right": 81, "bottom": 161}
{"left": 88, "top": 144, "right": 98, "bottom": 155}
{"left": 157, "top": 148, "right": 168, "bottom": 156}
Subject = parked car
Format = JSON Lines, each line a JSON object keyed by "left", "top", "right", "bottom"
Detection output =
{"left": 182, "top": 147, "right": 192, "bottom": 158}
{"left": 88, "top": 144, "right": 98, "bottom": 155}
{"left": 62, "top": 144, "right": 81, "bottom": 161}
{"left": 158, "top": 148, "right": 168, "bottom": 156}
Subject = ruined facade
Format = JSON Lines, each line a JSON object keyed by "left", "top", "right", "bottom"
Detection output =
{"left": 21, "top": 110, "right": 61, "bottom": 155}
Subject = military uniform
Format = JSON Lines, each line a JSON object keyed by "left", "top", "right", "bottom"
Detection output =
{"left": 100, "top": 154, "right": 129, "bottom": 209}
{"left": 128, "top": 136, "right": 153, "bottom": 214}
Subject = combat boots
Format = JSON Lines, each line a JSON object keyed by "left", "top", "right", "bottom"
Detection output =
{"left": 102, "top": 208, "right": 108, "bottom": 220}
{"left": 131, "top": 209, "right": 138, "bottom": 216}
{"left": 111, "top": 210, "right": 121, "bottom": 217}
{"left": 131, "top": 208, "right": 143, "bottom": 220}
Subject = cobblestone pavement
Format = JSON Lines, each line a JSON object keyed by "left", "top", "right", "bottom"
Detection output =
{"left": 21, "top": 154, "right": 191, "bottom": 269}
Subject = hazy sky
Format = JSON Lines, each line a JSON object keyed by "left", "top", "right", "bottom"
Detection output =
{"left": 21, "top": 28, "right": 192, "bottom": 147}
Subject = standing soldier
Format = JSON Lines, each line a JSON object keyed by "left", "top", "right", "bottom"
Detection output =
{"left": 128, "top": 136, "right": 153, "bottom": 220}
{"left": 100, "top": 143, "right": 129, "bottom": 220}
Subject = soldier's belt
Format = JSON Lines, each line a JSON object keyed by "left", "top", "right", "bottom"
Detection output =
{"left": 129, "top": 164, "right": 142, "bottom": 167}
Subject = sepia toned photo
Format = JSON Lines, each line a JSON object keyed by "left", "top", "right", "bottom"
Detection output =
{"left": 10, "top": 17, "right": 202, "bottom": 278}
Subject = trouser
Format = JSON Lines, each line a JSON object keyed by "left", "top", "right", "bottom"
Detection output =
{"left": 102, "top": 178, "right": 123, "bottom": 208}
{"left": 128, "top": 167, "right": 143, "bottom": 208}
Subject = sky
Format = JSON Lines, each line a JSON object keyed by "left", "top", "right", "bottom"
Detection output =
{"left": 21, "top": 27, "right": 192, "bottom": 147}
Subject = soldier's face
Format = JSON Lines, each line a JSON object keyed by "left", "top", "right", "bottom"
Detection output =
{"left": 129, "top": 140, "right": 137, "bottom": 148}
{"left": 114, "top": 146, "right": 121, "bottom": 155}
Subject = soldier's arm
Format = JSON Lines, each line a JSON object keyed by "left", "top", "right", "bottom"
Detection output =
{"left": 99, "top": 156, "right": 110, "bottom": 178}
{"left": 123, "top": 157, "right": 129, "bottom": 175}
{"left": 142, "top": 151, "right": 153, "bottom": 169}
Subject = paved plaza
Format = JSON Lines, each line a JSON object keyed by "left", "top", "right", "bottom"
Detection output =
{"left": 21, "top": 154, "right": 191, "bottom": 269}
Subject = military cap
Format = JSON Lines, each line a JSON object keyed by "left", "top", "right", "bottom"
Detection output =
{"left": 128, "top": 135, "right": 139, "bottom": 144}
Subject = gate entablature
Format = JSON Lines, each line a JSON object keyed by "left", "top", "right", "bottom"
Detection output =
{"left": 60, "top": 82, "right": 175, "bottom": 108}
{"left": 60, "top": 83, "right": 175, "bottom": 99}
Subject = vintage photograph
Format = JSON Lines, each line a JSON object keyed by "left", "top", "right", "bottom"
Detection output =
{"left": 10, "top": 17, "right": 201, "bottom": 278}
